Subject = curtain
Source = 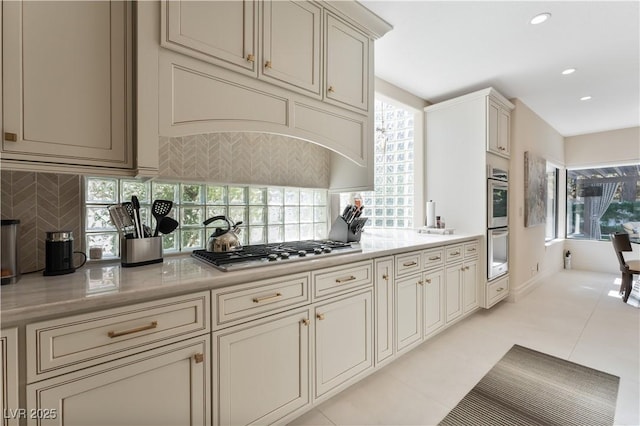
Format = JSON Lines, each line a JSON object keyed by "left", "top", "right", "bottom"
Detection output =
{"left": 587, "top": 182, "right": 619, "bottom": 240}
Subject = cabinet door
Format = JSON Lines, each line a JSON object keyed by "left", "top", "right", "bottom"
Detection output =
{"left": 2, "top": 1, "right": 132, "bottom": 167}
{"left": 1, "top": 328, "right": 19, "bottom": 426}
{"left": 324, "top": 13, "right": 369, "bottom": 111}
{"left": 374, "top": 257, "right": 394, "bottom": 364}
{"left": 463, "top": 260, "right": 479, "bottom": 313}
{"left": 213, "top": 309, "right": 310, "bottom": 426}
{"left": 261, "top": 0, "right": 321, "bottom": 96}
{"left": 395, "top": 274, "right": 423, "bottom": 353}
{"left": 487, "top": 98, "right": 510, "bottom": 158}
{"left": 315, "top": 291, "right": 372, "bottom": 399}
{"left": 164, "top": 0, "right": 258, "bottom": 75}
{"left": 424, "top": 269, "right": 445, "bottom": 338}
{"left": 27, "top": 336, "right": 210, "bottom": 426}
{"left": 445, "top": 265, "right": 463, "bottom": 323}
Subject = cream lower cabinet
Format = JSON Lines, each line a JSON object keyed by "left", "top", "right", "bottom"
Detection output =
{"left": 395, "top": 273, "right": 423, "bottom": 353}
{"left": 212, "top": 308, "right": 311, "bottom": 426}
{"left": 374, "top": 257, "right": 394, "bottom": 365}
{"left": 462, "top": 259, "right": 480, "bottom": 313}
{"left": 27, "top": 336, "right": 210, "bottom": 426}
{"left": 446, "top": 259, "right": 479, "bottom": 323}
{"left": 314, "top": 290, "right": 373, "bottom": 400}
{"left": 423, "top": 269, "right": 445, "bottom": 338}
{"left": 1, "top": 328, "right": 19, "bottom": 426}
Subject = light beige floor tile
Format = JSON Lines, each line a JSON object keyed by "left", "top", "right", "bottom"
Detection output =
{"left": 287, "top": 409, "right": 335, "bottom": 426}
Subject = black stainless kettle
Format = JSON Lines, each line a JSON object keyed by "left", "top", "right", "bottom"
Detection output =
{"left": 203, "top": 216, "right": 243, "bottom": 252}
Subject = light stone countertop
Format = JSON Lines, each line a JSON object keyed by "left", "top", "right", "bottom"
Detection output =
{"left": 0, "top": 229, "right": 481, "bottom": 326}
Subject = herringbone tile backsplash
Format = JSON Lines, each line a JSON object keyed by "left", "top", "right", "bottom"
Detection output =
{"left": 1, "top": 132, "right": 331, "bottom": 273}
{"left": 158, "top": 132, "right": 331, "bottom": 187}
{"left": 1, "top": 171, "right": 82, "bottom": 273}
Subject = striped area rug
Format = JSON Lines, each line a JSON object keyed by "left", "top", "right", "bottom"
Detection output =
{"left": 439, "top": 344, "right": 620, "bottom": 426}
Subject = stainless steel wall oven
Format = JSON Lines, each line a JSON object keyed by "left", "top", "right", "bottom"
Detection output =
{"left": 487, "top": 166, "right": 509, "bottom": 280}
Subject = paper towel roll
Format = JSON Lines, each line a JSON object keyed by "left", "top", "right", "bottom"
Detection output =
{"left": 426, "top": 200, "right": 436, "bottom": 227}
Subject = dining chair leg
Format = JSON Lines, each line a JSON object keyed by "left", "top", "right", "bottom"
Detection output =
{"left": 621, "top": 273, "right": 633, "bottom": 303}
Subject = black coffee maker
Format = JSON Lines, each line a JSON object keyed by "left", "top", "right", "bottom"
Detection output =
{"left": 43, "top": 231, "right": 86, "bottom": 276}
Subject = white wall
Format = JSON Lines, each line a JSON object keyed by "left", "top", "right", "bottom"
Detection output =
{"left": 509, "top": 99, "right": 566, "bottom": 300}
{"left": 564, "top": 126, "right": 640, "bottom": 272}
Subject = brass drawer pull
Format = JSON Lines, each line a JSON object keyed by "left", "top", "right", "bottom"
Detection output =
{"left": 4, "top": 132, "right": 17, "bottom": 142}
{"left": 301, "top": 318, "right": 310, "bottom": 326}
{"left": 450, "top": 251, "right": 461, "bottom": 256}
{"left": 335, "top": 275, "right": 356, "bottom": 284}
{"left": 402, "top": 261, "right": 418, "bottom": 267}
{"left": 108, "top": 321, "right": 158, "bottom": 338}
{"left": 428, "top": 256, "right": 441, "bottom": 261}
{"left": 467, "top": 248, "right": 476, "bottom": 252}
{"left": 193, "top": 353, "right": 204, "bottom": 364}
{"left": 317, "top": 313, "right": 325, "bottom": 320}
{"left": 253, "top": 293, "right": 282, "bottom": 304}
{"left": 496, "top": 287, "right": 505, "bottom": 292}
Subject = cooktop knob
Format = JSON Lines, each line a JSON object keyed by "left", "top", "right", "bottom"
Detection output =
{"left": 279, "top": 252, "right": 291, "bottom": 259}
{"left": 313, "top": 248, "right": 323, "bottom": 255}
{"left": 322, "top": 246, "right": 332, "bottom": 253}
{"left": 298, "top": 250, "right": 307, "bottom": 257}
{"left": 267, "top": 253, "right": 279, "bottom": 261}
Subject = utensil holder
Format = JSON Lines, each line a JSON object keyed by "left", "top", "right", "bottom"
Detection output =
{"left": 120, "top": 237, "right": 163, "bottom": 267}
{"left": 328, "top": 216, "right": 367, "bottom": 243}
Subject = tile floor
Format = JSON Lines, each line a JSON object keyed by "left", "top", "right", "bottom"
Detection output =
{"left": 289, "top": 270, "right": 640, "bottom": 425}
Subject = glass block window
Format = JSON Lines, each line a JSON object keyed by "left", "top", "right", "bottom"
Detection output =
{"left": 342, "top": 99, "right": 415, "bottom": 228}
{"left": 84, "top": 178, "right": 328, "bottom": 259}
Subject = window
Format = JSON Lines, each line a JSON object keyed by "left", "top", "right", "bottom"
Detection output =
{"left": 566, "top": 165, "right": 640, "bottom": 240}
{"left": 545, "top": 163, "right": 559, "bottom": 241}
{"left": 85, "top": 178, "right": 328, "bottom": 258}
{"left": 341, "top": 98, "right": 415, "bottom": 228}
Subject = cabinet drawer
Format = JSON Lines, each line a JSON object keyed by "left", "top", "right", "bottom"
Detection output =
{"left": 212, "top": 273, "right": 310, "bottom": 330}
{"left": 487, "top": 276, "right": 509, "bottom": 307}
{"left": 445, "top": 245, "right": 464, "bottom": 263}
{"left": 313, "top": 260, "right": 373, "bottom": 299}
{"left": 464, "top": 241, "right": 479, "bottom": 259}
{"left": 27, "top": 292, "right": 209, "bottom": 382}
{"left": 422, "top": 248, "right": 444, "bottom": 270}
{"left": 395, "top": 252, "right": 422, "bottom": 277}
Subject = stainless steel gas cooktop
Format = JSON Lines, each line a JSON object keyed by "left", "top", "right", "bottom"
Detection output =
{"left": 191, "top": 240, "right": 361, "bottom": 272}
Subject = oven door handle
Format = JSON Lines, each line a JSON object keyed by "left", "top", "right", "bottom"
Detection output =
{"left": 490, "top": 229, "right": 509, "bottom": 237}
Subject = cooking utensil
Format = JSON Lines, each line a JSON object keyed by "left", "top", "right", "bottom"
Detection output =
{"left": 108, "top": 204, "right": 135, "bottom": 238}
{"left": 203, "top": 215, "right": 243, "bottom": 252}
{"left": 157, "top": 216, "right": 179, "bottom": 235}
{"left": 342, "top": 204, "right": 352, "bottom": 220}
{"left": 152, "top": 200, "right": 173, "bottom": 237}
{"left": 131, "top": 196, "right": 143, "bottom": 238}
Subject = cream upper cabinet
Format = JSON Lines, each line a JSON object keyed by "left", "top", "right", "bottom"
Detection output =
{"left": 2, "top": 1, "right": 133, "bottom": 169}
{"left": 163, "top": 0, "right": 258, "bottom": 76}
{"left": 1, "top": 328, "right": 19, "bottom": 426}
{"left": 261, "top": 0, "right": 322, "bottom": 96}
{"left": 487, "top": 97, "right": 511, "bottom": 158}
{"left": 324, "top": 13, "right": 369, "bottom": 112}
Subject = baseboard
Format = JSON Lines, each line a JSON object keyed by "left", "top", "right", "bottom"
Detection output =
{"left": 508, "top": 269, "right": 557, "bottom": 302}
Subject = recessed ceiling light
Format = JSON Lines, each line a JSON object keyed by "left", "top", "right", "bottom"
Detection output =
{"left": 530, "top": 13, "right": 551, "bottom": 25}
{"left": 562, "top": 68, "right": 576, "bottom": 75}
{"left": 580, "top": 96, "right": 592, "bottom": 101}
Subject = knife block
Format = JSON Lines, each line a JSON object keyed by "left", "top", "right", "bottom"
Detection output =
{"left": 328, "top": 216, "right": 364, "bottom": 243}
{"left": 121, "top": 237, "right": 163, "bottom": 267}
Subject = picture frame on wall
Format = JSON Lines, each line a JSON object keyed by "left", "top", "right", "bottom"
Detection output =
{"left": 524, "top": 151, "right": 547, "bottom": 227}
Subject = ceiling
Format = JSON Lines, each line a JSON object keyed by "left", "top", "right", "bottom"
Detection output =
{"left": 359, "top": 1, "right": 640, "bottom": 137}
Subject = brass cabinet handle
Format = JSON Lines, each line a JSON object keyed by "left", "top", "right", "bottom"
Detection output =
{"left": 4, "top": 132, "right": 17, "bottom": 142}
{"left": 328, "top": 85, "right": 335, "bottom": 93}
{"left": 193, "top": 353, "right": 204, "bottom": 364}
{"left": 335, "top": 275, "right": 356, "bottom": 284}
{"left": 246, "top": 53, "right": 255, "bottom": 62}
{"left": 498, "top": 146, "right": 506, "bottom": 151}
{"left": 496, "top": 287, "right": 505, "bottom": 292}
{"left": 317, "top": 313, "right": 325, "bottom": 320}
{"left": 425, "top": 278, "right": 432, "bottom": 284}
{"left": 253, "top": 293, "right": 282, "bottom": 303}
{"left": 403, "top": 261, "right": 418, "bottom": 267}
{"left": 108, "top": 321, "right": 158, "bottom": 338}
{"left": 417, "top": 280, "right": 424, "bottom": 285}
{"left": 382, "top": 273, "right": 389, "bottom": 281}
{"left": 428, "top": 256, "right": 441, "bottom": 261}
{"left": 301, "top": 318, "right": 310, "bottom": 326}
{"left": 265, "top": 60, "right": 272, "bottom": 69}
